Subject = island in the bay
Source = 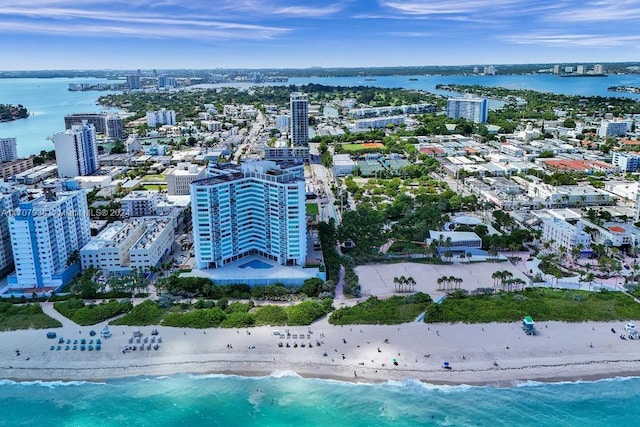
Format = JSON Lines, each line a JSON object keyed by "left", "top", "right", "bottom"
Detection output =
{"left": 0, "top": 103, "right": 28, "bottom": 122}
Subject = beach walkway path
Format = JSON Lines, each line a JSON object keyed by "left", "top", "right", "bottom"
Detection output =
{"left": 40, "top": 302, "right": 78, "bottom": 328}
{"left": 335, "top": 265, "right": 345, "bottom": 301}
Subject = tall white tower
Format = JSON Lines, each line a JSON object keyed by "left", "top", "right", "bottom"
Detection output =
{"left": 290, "top": 93, "right": 309, "bottom": 146}
{"left": 52, "top": 121, "right": 98, "bottom": 178}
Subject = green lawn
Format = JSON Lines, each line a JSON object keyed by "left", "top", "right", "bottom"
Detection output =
{"left": 142, "top": 184, "right": 167, "bottom": 191}
{"left": 141, "top": 174, "right": 167, "bottom": 182}
{"left": 426, "top": 288, "right": 640, "bottom": 323}
{"left": 306, "top": 203, "right": 319, "bottom": 215}
{"left": 342, "top": 143, "right": 385, "bottom": 152}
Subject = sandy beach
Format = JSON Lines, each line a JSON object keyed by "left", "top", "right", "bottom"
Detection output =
{"left": 1, "top": 311, "right": 640, "bottom": 386}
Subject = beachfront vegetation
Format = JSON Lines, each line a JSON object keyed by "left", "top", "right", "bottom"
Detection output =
{"left": 329, "top": 293, "right": 432, "bottom": 325}
{"left": 112, "top": 298, "right": 332, "bottom": 328}
{"left": 54, "top": 298, "right": 133, "bottom": 325}
{"left": 425, "top": 288, "right": 640, "bottom": 323}
{"left": 157, "top": 276, "right": 334, "bottom": 301}
{"left": 161, "top": 299, "right": 330, "bottom": 328}
{"left": 0, "top": 302, "right": 61, "bottom": 330}
{"left": 111, "top": 300, "right": 163, "bottom": 326}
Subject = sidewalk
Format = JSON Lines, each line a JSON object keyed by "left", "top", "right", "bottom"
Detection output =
{"left": 40, "top": 302, "right": 78, "bottom": 328}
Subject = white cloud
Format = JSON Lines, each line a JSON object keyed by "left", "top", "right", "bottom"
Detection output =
{"left": 380, "top": 0, "right": 524, "bottom": 15}
{"left": 548, "top": 0, "right": 640, "bottom": 22}
{"left": 502, "top": 32, "right": 640, "bottom": 47}
{"left": 386, "top": 31, "right": 433, "bottom": 37}
{"left": 272, "top": 4, "right": 345, "bottom": 17}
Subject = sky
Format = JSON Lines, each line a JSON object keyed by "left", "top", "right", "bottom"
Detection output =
{"left": 1, "top": 0, "right": 640, "bottom": 70}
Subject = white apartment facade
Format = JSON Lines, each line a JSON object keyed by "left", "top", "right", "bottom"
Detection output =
{"left": 0, "top": 186, "right": 21, "bottom": 273}
{"left": 446, "top": 97, "right": 488, "bottom": 123}
{"left": 52, "top": 122, "right": 99, "bottom": 178}
{"left": 191, "top": 161, "right": 306, "bottom": 269}
{"left": 8, "top": 190, "right": 90, "bottom": 289}
{"left": 120, "top": 191, "right": 160, "bottom": 217}
{"left": 167, "top": 163, "right": 206, "bottom": 195}
{"left": 129, "top": 218, "right": 174, "bottom": 270}
{"left": 354, "top": 116, "right": 405, "bottom": 130}
{"left": 542, "top": 218, "right": 591, "bottom": 252}
{"left": 0, "top": 137, "right": 18, "bottom": 163}
{"left": 80, "top": 220, "right": 147, "bottom": 273}
{"left": 146, "top": 108, "right": 176, "bottom": 128}
{"left": 81, "top": 217, "right": 174, "bottom": 274}
{"left": 612, "top": 152, "right": 640, "bottom": 172}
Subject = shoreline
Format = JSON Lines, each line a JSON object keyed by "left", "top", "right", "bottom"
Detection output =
{"left": 1, "top": 319, "right": 640, "bottom": 387}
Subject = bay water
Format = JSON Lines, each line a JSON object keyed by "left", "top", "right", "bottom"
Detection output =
{"left": 3, "top": 73, "right": 640, "bottom": 158}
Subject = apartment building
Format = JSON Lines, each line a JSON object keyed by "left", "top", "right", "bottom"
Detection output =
{"left": 446, "top": 97, "right": 488, "bottom": 123}
{"left": 52, "top": 121, "right": 99, "bottom": 178}
{"left": 191, "top": 161, "right": 306, "bottom": 269}
{"left": 120, "top": 191, "right": 160, "bottom": 217}
{"left": 8, "top": 190, "right": 90, "bottom": 289}
{"left": 167, "top": 163, "right": 206, "bottom": 195}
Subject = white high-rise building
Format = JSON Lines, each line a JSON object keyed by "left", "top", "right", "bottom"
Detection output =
{"left": 446, "top": 97, "right": 488, "bottom": 123}
{"left": 0, "top": 138, "right": 18, "bottom": 163}
{"left": 0, "top": 183, "right": 22, "bottom": 274}
{"left": 52, "top": 122, "right": 99, "bottom": 178}
{"left": 8, "top": 190, "right": 90, "bottom": 289}
{"left": 290, "top": 93, "right": 309, "bottom": 146}
{"left": 191, "top": 161, "right": 306, "bottom": 269}
{"left": 146, "top": 108, "right": 176, "bottom": 128}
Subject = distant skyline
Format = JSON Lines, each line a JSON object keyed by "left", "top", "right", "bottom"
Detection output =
{"left": 2, "top": 0, "right": 640, "bottom": 70}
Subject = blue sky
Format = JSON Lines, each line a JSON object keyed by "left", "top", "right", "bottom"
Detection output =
{"left": 1, "top": 0, "right": 639, "bottom": 70}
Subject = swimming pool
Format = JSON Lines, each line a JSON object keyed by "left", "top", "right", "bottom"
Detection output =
{"left": 239, "top": 260, "right": 274, "bottom": 269}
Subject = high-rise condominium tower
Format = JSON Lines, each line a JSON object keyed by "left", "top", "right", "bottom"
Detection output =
{"left": 290, "top": 92, "right": 309, "bottom": 146}
{"left": 52, "top": 121, "right": 99, "bottom": 178}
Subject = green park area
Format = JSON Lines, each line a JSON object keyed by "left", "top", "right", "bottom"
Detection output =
{"left": 306, "top": 203, "right": 319, "bottom": 215}
{"left": 341, "top": 143, "right": 386, "bottom": 153}
{"left": 141, "top": 174, "right": 168, "bottom": 182}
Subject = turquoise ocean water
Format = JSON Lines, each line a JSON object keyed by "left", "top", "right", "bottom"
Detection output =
{"left": 0, "top": 78, "right": 120, "bottom": 157}
{"left": 3, "top": 73, "right": 640, "bottom": 157}
{"left": 1, "top": 373, "right": 640, "bottom": 426}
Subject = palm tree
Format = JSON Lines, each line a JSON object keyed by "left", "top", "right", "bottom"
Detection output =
{"left": 466, "top": 252, "right": 473, "bottom": 264}
{"left": 406, "top": 276, "right": 416, "bottom": 292}
{"left": 448, "top": 275, "right": 456, "bottom": 291}
{"left": 492, "top": 271, "right": 501, "bottom": 290}
{"left": 444, "top": 250, "right": 453, "bottom": 263}
{"left": 436, "top": 277, "right": 443, "bottom": 291}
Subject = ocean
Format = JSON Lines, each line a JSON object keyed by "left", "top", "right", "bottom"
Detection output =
{"left": 1, "top": 373, "right": 639, "bottom": 426}
{"left": 3, "top": 73, "right": 640, "bottom": 157}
